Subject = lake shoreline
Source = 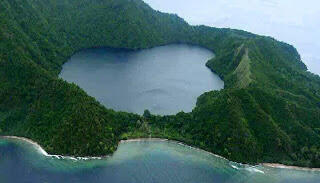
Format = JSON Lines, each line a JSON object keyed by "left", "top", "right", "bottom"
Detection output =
{"left": 1, "top": 136, "right": 319, "bottom": 171}
{"left": 60, "top": 44, "right": 221, "bottom": 115}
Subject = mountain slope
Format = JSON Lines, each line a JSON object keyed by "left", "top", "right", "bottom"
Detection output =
{"left": 0, "top": 0, "right": 319, "bottom": 167}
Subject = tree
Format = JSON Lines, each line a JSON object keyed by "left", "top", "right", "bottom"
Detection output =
{"left": 143, "top": 110, "right": 151, "bottom": 119}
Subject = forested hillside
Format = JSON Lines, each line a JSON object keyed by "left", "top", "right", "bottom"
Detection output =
{"left": 0, "top": 0, "right": 319, "bottom": 167}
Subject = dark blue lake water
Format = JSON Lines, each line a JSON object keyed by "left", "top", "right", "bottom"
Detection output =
{"left": 60, "top": 44, "right": 224, "bottom": 115}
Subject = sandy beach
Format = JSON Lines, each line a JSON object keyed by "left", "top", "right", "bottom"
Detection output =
{"left": 1, "top": 136, "right": 319, "bottom": 171}
{"left": 121, "top": 138, "right": 229, "bottom": 161}
{"left": 121, "top": 138, "right": 320, "bottom": 171}
{"left": 262, "top": 163, "right": 320, "bottom": 171}
{"left": 0, "top": 136, "right": 104, "bottom": 160}
{"left": 1, "top": 136, "right": 49, "bottom": 155}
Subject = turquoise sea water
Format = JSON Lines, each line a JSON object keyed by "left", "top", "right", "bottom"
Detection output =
{"left": 0, "top": 138, "right": 319, "bottom": 183}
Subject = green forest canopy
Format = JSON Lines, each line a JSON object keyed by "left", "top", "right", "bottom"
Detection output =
{"left": 0, "top": 0, "right": 319, "bottom": 167}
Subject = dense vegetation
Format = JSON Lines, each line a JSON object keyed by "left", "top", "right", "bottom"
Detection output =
{"left": 0, "top": 0, "right": 319, "bottom": 167}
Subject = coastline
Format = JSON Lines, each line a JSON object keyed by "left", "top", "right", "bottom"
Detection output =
{"left": 0, "top": 136, "right": 104, "bottom": 161}
{"left": 1, "top": 136, "right": 319, "bottom": 171}
{"left": 262, "top": 163, "right": 320, "bottom": 171}
{"left": 120, "top": 138, "right": 229, "bottom": 161}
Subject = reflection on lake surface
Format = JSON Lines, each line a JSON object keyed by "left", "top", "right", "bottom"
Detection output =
{"left": 60, "top": 44, "right": 224, "bottom": 115}
{"left": 0, "top": 138, "right": 319, "bottom": 183}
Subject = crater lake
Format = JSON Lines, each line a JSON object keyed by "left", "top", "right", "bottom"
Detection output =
{"left": 59, "top": 44, "right": 224, "bottom": 115}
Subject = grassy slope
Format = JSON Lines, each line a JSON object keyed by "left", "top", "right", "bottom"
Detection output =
{"left": 0, "top": 0, "right": 319, "bottom": 167}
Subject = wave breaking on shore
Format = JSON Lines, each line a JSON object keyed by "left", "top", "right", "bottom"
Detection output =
{"left": 1, "top": 136, "right": 103, "bottom": 161}
{"left": 262, "top": 163, "right": 320, "bottom": 171}
{"left": 1, "top": 136, "right": 319, "bottom": 171}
